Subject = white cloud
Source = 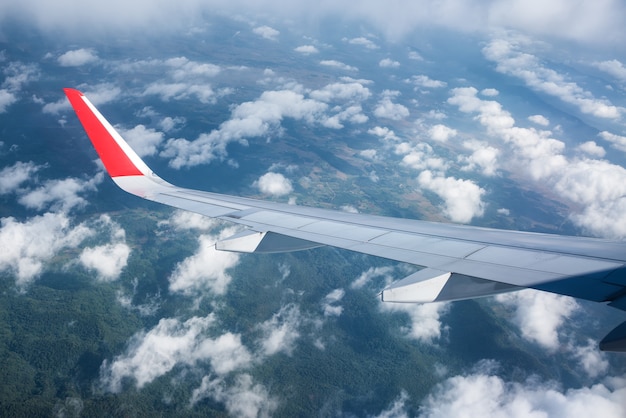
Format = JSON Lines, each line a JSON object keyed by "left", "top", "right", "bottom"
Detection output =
{"left": 408, "top": 51, "right": 423, "bottom": 61}
{"left": 594, "top": 59, "right": 626, "bottom": 81}
{"left": 379, "top": 58, "right": 400, "bottom": 68}
{"left": 0, "top": 161, "right": 40, "bottom": 194}
{"left": 459, "top": 140, "right": 500, "bottom": 176}
{"left": 161, "top": 89, "right": 328, "bottom": 168}
{"left": 321, "top": 288, "right": 345, "bottom": 317}
{"left": 100, "top": 314, "right": 253, "bottom": 392}
{"left": 495, "top": 289, "right": 578, "bottom": 350}
{"left": 481, "top": 88, "right": 499, "bottom": 97}
{"left": 381, "top": 301, "right": 450, "bottom": 344}
{"left": 3, "top": 61, "right": 38, "bottom": 92}
{"left": 577, "top": 141, "right": 605, "bottom": 158}
{"left": 44, "top": 83, "right": 121, "bottom": 114}
{"left": 169, "top": 227, "right": 241, "bottom": 297}
{"left": 406, "top": 75, "right": 447, "bottom": 89}
{"left": 368, "top": 126, "right": 400, "bottom": 142}
{"left": 448, "top": 86, "right": 626, "bottom": 238}
{"left": 360, "top": 149, "right": 378, "bottom": 160}
{"left": 373, "top": 391, "right": 410, "bottom": 418}
{"left": 258, "top": 304, "right": 302, "bottom": 356}
{"left": 158, "top": 115, "right": 185, "bottom": 132}
{"left": 528, "top": 114, "right": 550, "bottom": 126}
{"left": 569, "top": 339, "right": 609, "bottom": 379}
{"left": 0, "top": 61, "right": 38, "bottom": 112}
{"left": 117, "top": 124, "right": 165, "bottom": 157}
{"left": 429, "top": 124, "right": 457, "bottom": 142}
{"left": 0, "top": 213, "right": 93, "bottom": 289}
{"left": 0, "top": 89, "right": 16, "bottom": 113}
{"left": 57, "top": 48, "right": 98, "bottom": 66}
{"left": 320, "top": 60, "right": 358, "bottom": 72}
{"left": 17, "top": 174, "right": 103, "bottom": 213}
{"left": 79, "top": 215, "right": 130, "bottom": 282}
{"left": 598, "top": 131, "right": 626, "bottom": 153}
{"left": 310, "top": 81, "right": 371, "bottom": 103}
{"left": 347, "top": 37, "right": 379, "bottom": 49}
{"left": 253, "top": 25, "right": 280, "bottom": 41}
{"left": 351, "top": 266, "right": 394, "bottom": 289}
{"left": 143, "top": 83, "right": 219, "bottom": 104}
{"left": 400, "top": 144, "right": 447, "bottom": 173}
{"left": 190, "top": 374, "right": 277, "bottom": 418}
{"left": 164, "top": 56, "right": 221, "bottom": 79}
{"left": 1, "top": 0, "right": 624, "bottom": 46}
{"left": 254, "top": 172, "right": 293, "bottom": 196}
{"left": 483, "top": 36, "right": 623, "bottom": 119}
{"left": 420, "top": 364, "right": 626, "bottom": 418}
{"left": 80, "top": 243, "right": 130, "bottom": 282}
{"left": 294, "top": 45, "right": 319, "bottom": 54}
{"left": 374, "top": 91, "right": 409, "bottom": 120}
{"left": 417, "top": 170, "right": 486, "bottom": 223}
{"left": 163, "top": 210, "right": 220, "bottom": 231}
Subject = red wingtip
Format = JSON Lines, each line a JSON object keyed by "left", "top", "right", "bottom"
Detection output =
{"left": 64, "top": 88, "right": 144, "bottom": 178}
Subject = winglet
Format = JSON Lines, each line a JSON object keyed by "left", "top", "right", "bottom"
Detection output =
{"left": 63, "top": 88, "right": 152, "bottom": 178}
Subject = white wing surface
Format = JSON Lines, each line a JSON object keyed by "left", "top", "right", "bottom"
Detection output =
{"left": 64, "top": 88, "right": 626, "bottom": 351}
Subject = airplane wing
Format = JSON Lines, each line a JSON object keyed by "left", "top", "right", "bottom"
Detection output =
{"left": 63, "top": 88, "right": 626, "bottom": 351}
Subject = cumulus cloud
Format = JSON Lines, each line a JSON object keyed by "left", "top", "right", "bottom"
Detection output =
{"left": 253, "top": 25, "right": 280, "bottom": 41}
{"left": 258, "top": 304, "right": 302, "bottom": 356}
{"left": 459, "top": 140, "right": 500, "bottom": 176}
{"left": 294, "top": 45, "right": 319, "bottom": 54}
{"left": 598, "top": 131, "right": 626, "bottom": 153}
{"left": 163, "top": 210, "right": 220, "bottom": 231}
{"left": 0, "top": 89, "right": 16, "bottom": 113}
{"left": 448, "top": 86, "right": 626, "bottom": 238}
{"left": 399, "top": 143, "right": 447, "bottom": 173}
{"left": 309, "top": 81, "right": 371, "bottom": 103}
{"left": 406, "top": 75, "right": 447, "bottom": 89}
{"left": 381, "top": 301, "right": 450, "bottom": 344}
{"left": 577, "top": 141, "right": 605, "bottom": 158}
{"left": 100, "top": 314, "right": 253, "bottom": 392}
{"left": 143, "top": 83, "right": 219, "bottom": 104}
{"left": 117, "top": 124, "right": 165, "bottom": 157}
{"left": 528, "top": 114, "right": 550, "bottom": 126}
{"left": 321, "top": 288, "right": 345, "bottom": 317}
{"left": 43, "top": 83, "right": 121, "bottom": 114}
{"left": 373, "top": 391, "right": 410, "bottom": 418}
{"left": 483, "top": 36, "right": 624, "bottom": 119}
{"left": 417, "top": 170, "right": 486, "bottom": 223}
{"left": 0, "top": 161, "right": 40, "bottom": 194}
{"left": 374, "top": 90, "right": 409, "bottom": 120}
{"left": 79, "top": 215, "right": 130, "bottom": 282}
{"left": 17, "top": 174, "right": 103, "bottom": 213}
{"left": 169, "top": 227, "right": 242, "bottom": 297}
{"left": 420, "top": 363, "right": 626, "bottom": 418}
{"left": 495, "top": 289, "right": 578, "bottom": 350}
{"left": 161, "top": 89, "right": 328, "bottom": 168}
{"left": 594, "top": 59, "right": 626, "bottom": 82}
{"left": 190, "top": 374, "right": 277, "bottom": 417}
{"left": 320, "top": 60, "right": 358, "bottom": 72}
{"left": 0, "top": 213, "right": 93, "bottom": 289}
{"left": 0, "top": 61, "right": 38, "bottom": 112}
{"left": 346, "top": 37, "right": 379, "bottom": 49}
{"left": 254, "top": 172, "right": 293, "bottom": 196}
{"left": 57, "top": 48, "right": 98, "bottom": 66}
{"left": 429, "top": 124, "right": 457, "bottom": 142}
{"left": 379, "top": 58, "right": 400, "bottom": 68}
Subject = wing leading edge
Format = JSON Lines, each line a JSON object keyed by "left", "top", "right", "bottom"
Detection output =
{"left": 63, "top": 88, "right": 626, "bottom": 351}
